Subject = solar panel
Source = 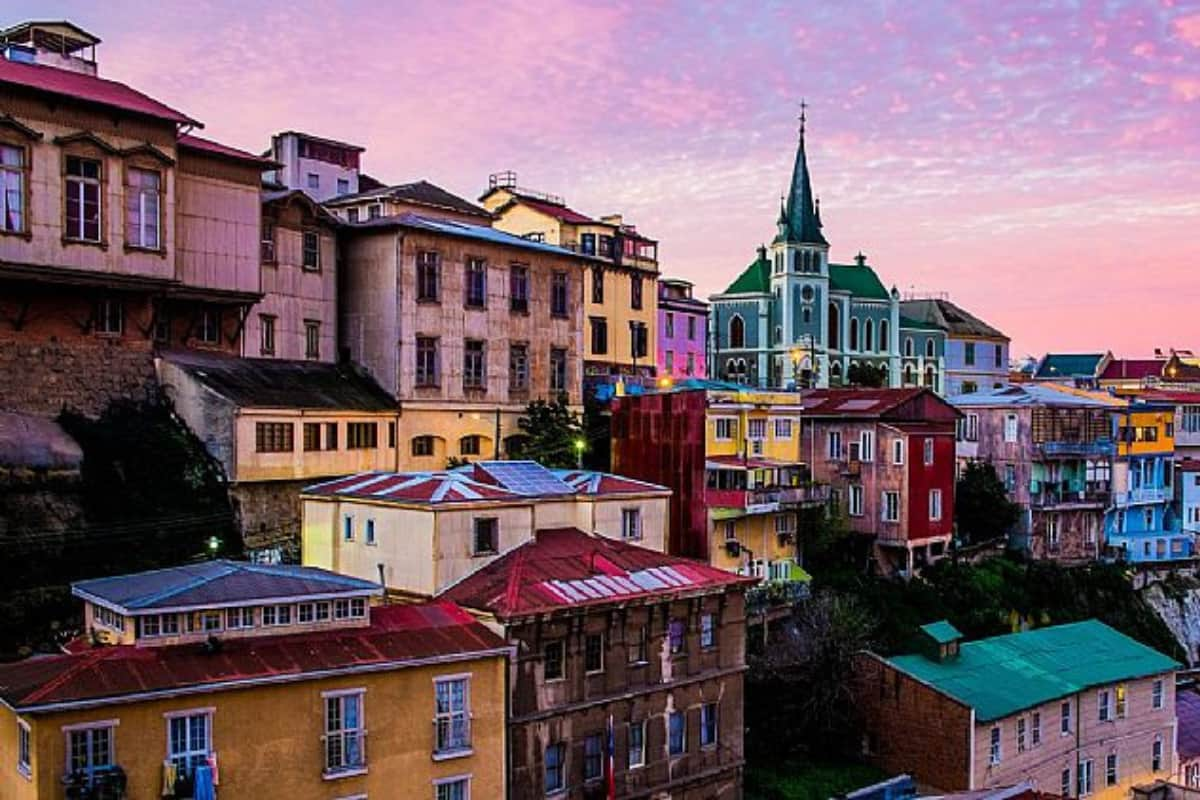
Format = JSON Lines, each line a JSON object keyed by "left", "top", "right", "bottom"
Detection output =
{"left": 478, "top": 461, "right": 575, "bottom": 496}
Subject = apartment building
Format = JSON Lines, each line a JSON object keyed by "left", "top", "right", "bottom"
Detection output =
{"left": 480, "top": 171, "right": 660, "bottom": 397}
{"left": 441, "top": 527, "right": 753, "bottom": 800}
{"left": 0, "top": 21, "right": 269, "bottom": 417}
{"left": 339, "top": 212, "right": 585, "bottom": 466}
{"left": 300, "top": 460, "right": 671, "bottom": 596}
{"left": 658, "top": 277, "right": 708, "bottom": 380}
{"left": 856, "top": 620, "right": 1179, "bottom": 799}
{"left": 800, "top": 387, "right": 959, "bottom": 576}
{"left": 950, "top": 384, "right": 1119, "bottom": 561}
{"left": 0, "top": 561, "right": 509, "bottom": 800}
{"left": 264, "top": 130, "right": 363, "bottom": 202}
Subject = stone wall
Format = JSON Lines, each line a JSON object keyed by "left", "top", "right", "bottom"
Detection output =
{"left": 230, "top": 479, "right": 310, "bottom": 562}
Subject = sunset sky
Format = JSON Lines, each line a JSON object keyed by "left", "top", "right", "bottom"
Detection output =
{"left": 22, "top": 1, "right": 1200, "bottom": 358}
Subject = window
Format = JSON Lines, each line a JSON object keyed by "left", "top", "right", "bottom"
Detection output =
{"left": 1106, "top": 753, "right": 1118, "bottom": 786}
{"left": 465, "top": 258, "right": 487, "bottom": 308}
{"left": 688, "top": 315, "right": 697, "bottom": 340}
{"left": 748, "top": 418, "right": 767, "bottom": 442}
{"left": 306, "top": 173, "right": 320, "bottom": 189}
{"left": 1115, "top": 684, "right": 1126, "bottom": 718}
{"left": 417, "top": 251, "right": 441, "bottom": 301}
{"left": 0, "top": 144, "right": 25, "bottom": 233}
{"left": 774, "top": 418, "right": 793, "bottom": 439}
{"left": 65, "top": 156, "right": 102, "bottom": 241}
{"left": 168, "top": 711, "right": 211, "bottom": 776}
{"left": 631, "top": 275, "right": 643, "bottom": 310}
{"left": 629, "top": 626, "right": 648, "bottom": 663}
{"left": 324, "top": 692, "right": 365, "bottom": 774}
{"left": 827, "top": 430, "right": 843, "bottom": 459}
{"left": 303, "top": 422, "right": 321, "bottom": 452}
{"left": 665, "top": 312, "right": 675, "bottom": 338}
{"left": 1017, "top": 717, "right": 1027, "bottom": 753}
{"left": 347, "top": 422, "right": 377, "bottom": 449}
{"left": 1153, "top": 679, "right": 1164, "bottom": 710}
{"left": 473, "top": 518, "right": 498, "bottom": 555}
{"left": 591, "top": 267, "right": 604, "bottom": 303}
{"left": 335, "top": 177, "right": 349, "bottom": 195}
{"left": 859, "top": 430, "right": 875, "bottom": 462}
{"left": 1078, "top": 759, "right": 1093, "bottom": 796}
{"left": 260, "top": 219, "right": 277, "bottom": 261}
{"left": 668, "top": 618, "right": 685, "bottom": 654}
{"left": 368, "top": 203, "right": 381, "bottom": 219}
{"left": 965, "top": 341, "right": 976, "bottom": 366}
{"left": 551, "top": 272, "right": 569, "bottom": 317}
{"left": 506, "top": 343, "right": 531, "bottom": 392}
{"left": 583, "top": 733, "right": 603, "bottom": 782}
{"left": 17, "top": 718, "right": 30, "bottom": 777}
{"left": 728, "top": 315, "right": 745, "bottom": 349}
{"left": 325, "top": 422, "right": 338, "bottom": 450}
{"left": 550, "top": 347, "right": 568, "bottom": 393}
{"left": 584, "top": 633, "right": 604, "bottom": 673}
{"left": 989, "top": 725, "right": 1001, "bottom": 764}
{"left": 67, "top": 723, "right": 114, "bottom": 782}
{"left": 1153, "top": 736, "right": 1164, "bottom": 771}
{"left": 196, "top": 307, "right": 222, "bottom": 345}
{"left": 434, "top": 677, "right": 471, "bottom": 755}
{"left": 701, "top": 703, "right": 718, "bottom": 748}
{"left": 589, "top": 317, "right": 608, "bottom": 355}
{"left": 544, "top": 641, "right": 565, "bottom": 681}
{"left": 599, "top": 235, "right": 613, "bottom": 256}
{"left": 124, "top": 167, "right": 160, "bottom": 249}
{"left": 715, "top": 418, "right": 736, "bottom": 441}
{"left": 332, "top": 597, "right": 366, "bottom": 619}
{"left": 628, "top": 720, "right": 646, "bottom": 768}
{"left": 892, "top": 439, "right": 905, "bottom": 465}
{"left": 315, "top": 602, "right": 330, "bottom": 621}
{"left": 669, "top": 711, "right": 686, "bottom": 756}
{"left": 580, "top": 232, "right": 596, "bottom": 255}
{"left": 1061, "top": 767, "right": 1072, "bottom": 798}
{"left": 544, "top": 742, "right": 565, "bottom": 793}
{"left": 631, "top": 322, "right": 648, "bottom": 359}
{"left": 412, "top": 435, "right": 435, "bottom": 457}
{"left": 1004, "top": 413, "right": 1018, "bottom": 443}
{"left": 995, "top": 344, "right": 1004, "bottom": 368}
{"left": 464, "top": 340, "right": 486, "bottom": 389}
{"left": 849, "top": 485, "right": 864, "bottom": 517}
{"left": 301, "top": 230, "right": 320, "bottom": 270}
{"left": 849, "top": 317, "right": 859, "bottom": 351}
{"left": 94, "top": 298, "right": 123, "bottom": 335}
{"left": 416, "top": 336, "right": 440, "bottom": 386}
{"left": 1032, "top": 712, "right": 1041, "bottom": 745}
{"left": 926, "top": 338, "right": 936, "bottom": 359}
{"left": 262, "top": 604, "right": 292, "bottom": 626}
{"left": 259, "top": 314, "right": 276, "bottom": 355}
{"left": 510, "top": 265, "right": 529, "bottom": 312}
{"left": 882, "top": 491, "right": 900, "bottom": 523}
{"left": 1098, "top": 689, "right": 1112, "bottom": 722}
{"left": 700, "top": 613, "right": 715, "bottom": 649}
{"left": 256, "top": 422, "right": 293, "bottom": 453}
{"left": 929, "top": 489, "right": 943, "bottom": 521}
{"left": 93, "top": 605, "right": 125, "bottom": 632}
{"left": 297, "top": 602, "right": 316, "bottom": 624}
{"left": 436, "top": 777, "right": 469, "bottom": 800}
{"left": 923, "top": 438, "right": 935, "bottom": 465}
{"left": 622, "top": 508, "right": 642, "bottom": 540}
{"left": 227, "top": 607, "right": 254, "bottom": 629}
{"left": 460, "top": 435, "right": 481, "bottom": 456}
{"left": 365, "top": 519, "right": 376, "bottom": 546}
{"left": 904, "top": 337, "right": 914, "bottom": 357}
{"left": 304, "top": 320, "right": 321, "bottom": 359}
{"left": 343, "top": 515, "right": 354, "bottom": 542}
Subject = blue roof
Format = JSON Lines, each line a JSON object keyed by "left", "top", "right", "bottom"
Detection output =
{"left": 949, "top": 384, "right": 1119, "bottom": 409}
{"left": 1035, "top": 353, "right": 1105, "bottom": 379}
{"left": 352, "top": 212, "right": 583, "bottom": 259}
{"left": 73, "top": 561, "right": 381, "bottom": 612}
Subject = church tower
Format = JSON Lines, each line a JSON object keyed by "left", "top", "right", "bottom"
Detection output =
{"left": 769, "top": 102, "right": 831, "bottom": 387}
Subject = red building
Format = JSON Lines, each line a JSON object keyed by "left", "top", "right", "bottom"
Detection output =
{"left": 799, "top": 388, "right": 960, "bottom": 575}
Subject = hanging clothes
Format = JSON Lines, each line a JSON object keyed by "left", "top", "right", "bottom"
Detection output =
{"left": 193, "top": 764, "right": 216, "bottom": 800}
{"left": 207, "top": 751, "right": 219, "bottom": 786}
{"left": 161, "top": 760, "right": 178, "bottom": 797}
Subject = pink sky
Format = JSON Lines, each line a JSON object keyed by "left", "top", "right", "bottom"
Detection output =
{"left": 25, "top": 1, "right": 1200, "bottom": 358}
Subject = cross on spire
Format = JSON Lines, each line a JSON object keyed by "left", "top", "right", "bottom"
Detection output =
{"left": 799, "top": 98, "right": 808, "bottom": 140}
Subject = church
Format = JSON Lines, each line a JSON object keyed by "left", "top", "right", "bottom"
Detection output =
{"left": 709, "top": 115, "right": 946, "bottom": 391}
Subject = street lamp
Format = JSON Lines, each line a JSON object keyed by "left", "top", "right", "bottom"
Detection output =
{"left": 207, "top": 536, "right": 221, "bottom": 557}
{"left": 574, "top": 438, "right": 586, "bottom": 469}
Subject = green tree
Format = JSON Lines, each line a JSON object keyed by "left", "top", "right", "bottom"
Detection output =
{"left": 508, "top": 395, "right": 584, "bottom": 468}
{"left": 955, "top": 461, "right": 1021, "bottom": 546}
{"left": 846, "top": 362, "right": 888, "bottom": 388}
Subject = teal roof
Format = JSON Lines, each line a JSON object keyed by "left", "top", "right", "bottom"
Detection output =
{"left": 775, "top": 129, "right": 827, "bottom": 246}
{"left": 830, "top": 263, "right": 889, "bottom": 300}
{"left": 1035, "top": 353, "right": 1105, "bottom": 380}
{"left": 722, "top": 252, "right": 771, "bottom": 295}
{"left": 886, "top": 620, "right": 1178, "bottom": 721}
{"left": 920, "top": 620, "right": 962, "bottom": 644}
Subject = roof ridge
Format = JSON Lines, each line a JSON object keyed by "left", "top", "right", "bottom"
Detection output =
{"left": 20, "top": 647, "right": 118, "bottom": 705}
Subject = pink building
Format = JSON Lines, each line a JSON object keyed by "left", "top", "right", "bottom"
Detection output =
{"left": 657, "top": 278, "right": 708, "bottom": 379}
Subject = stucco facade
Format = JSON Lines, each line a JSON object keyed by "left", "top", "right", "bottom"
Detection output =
{"left": 658, "top": 278, "right": 708, "bottom": 380}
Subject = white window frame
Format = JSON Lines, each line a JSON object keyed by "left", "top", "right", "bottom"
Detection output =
{"left": 882, "top": 490, "right": 900, "bottom": 523}
{"left": 164, "top": 708, "right": 213, "bottom": 777}
{"left": 1106, "top": 752, "right": 1118, "bottom": 787}
{"left": 323, "top": 689, "right": 366, "bottom": 775}
{"left": 1031, "top": 711, "right": 1041, "bottom": 746}
{"left": 1098, "top": 688, "right": 1112, "bottom": 722}
{"left": 1079, "top": 758, "right": 1094, "bottom": 796}
{"left": 827, "top": 430, "right": 842, "bottom": 459}
{"left": 0, "top": 143, "right": 26, "bottom": 234}
{"left": 365, "top": 518, "right": 376, "bottom": 546}
{"left": 773, "top": 417, "right": 793, "bottom": 440}
{"left": 433, "top": 675, "right": 472, "bottom": 758}
{"left": 1017, "top": 717, "right": 1027, "bottom": 753}
{"left": 700, "top": 612, "right": 716, "bottom": 649}
{"left": 860, "top": 430, "right": 875, "bottom": 462}
{"left": 1153, "top": 679, "right": 1164, "bottom": 710}
{"left": 17, "top": 718, "right": 31, "bottom": 779}
{"left": 63, "top": 720, "right": 118, "bottom": 783}
{"left": 849, "top": 485, "right": 864, "bottom": 517}
{"left": 989, "top": 725, "right": 1001, "bottom": 765}
{"left": 892, "top": 439, "right": 904, "bottom": 465}
{"left": 125, "top": 167, "right": 161, "bottom": 249}
{"left": 929, "top": 489, "right": 943, "bottom": 521}
{"left": 1153, "top": 736, "right": 1164, "bottom": 772}
{"left": 714, "top": 417, "right": 737, "bottom": 441}
{"left": 1004, "top": 413, "right": 1018, "bottom": 443}
{"left": 343, "top": 514, "right": 354, "bottom": 542}
{"left": 923, "top": 437, "right": 934, "bottom": 465}
{"left": 434, "top": 775, "right": 471, "bottom": 800}
{"left": 621, "top": 508, "right": 642, "bottom": 541}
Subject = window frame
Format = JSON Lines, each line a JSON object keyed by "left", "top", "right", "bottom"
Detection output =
{"left": 433, "top": 675, "right": 472, "bottom": 758}
{"left": 63, "top": 720, "right": 117, "bottom": 783}
{"left": 64, "top": 153, "right": 104, "bottom": 244}
{"left": 123, "top": 165, "right": 162, "bottom": 250}
{"left": 323, "top": 689, "right": 366, "bottom": 776}
{"left": 416, "top": 336, "right": 440, "bottom": 387}
{"left": 627, "top": 720, "right": 646, "bottom": 769}
{"left": 472, "top": 517, "right": 498, "bottom": 555}
{"left": 700, "top": 702, "right": 718, "bottom": 749}
{"left": 165, "top": 709, "right": 212, "bottom": 778}
{"left": 621, "top": 507, "right": 642, "bottom": 540}
{"left": 668, "top": 710, "right": 686, "bottom": 756}
{"left": 463, "top": 339, "right": 486, "bottom": 390}
{"left": 301, "top": 229, "right": 321, "bottom": 271}
{"left": 551, "top": 271, "right": 569, "bottom": 318}
{"left": 417, "top": 251, "right": 441, "bottom": 302}
{"left": 465, "top": 257, "right": 487, "bottom": 309}
{"left": 0, "top": 140, "right": 30, "bottom": 236}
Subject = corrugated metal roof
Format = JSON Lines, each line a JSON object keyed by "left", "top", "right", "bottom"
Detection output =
{"left": 949, "top": 384, "right": 1122, "bottom": 409}
{"left": 886, "top": 620, "right": 1178, "bottom": 721}
{"left": 347, "top": 212, "right": 584, "bottom": 259}
{"left": 920, "top": 620, "right": 962, "bottom": 644}
{"left": 440, "top": 528, "right": 754, "bottom": 617}
{"left": 0, "top": 601, "right": 507, "bottom": 710}
{"left": 899, "top": 298, "right": 1008, "bottom": 340}
{"left": 800, "top": 387, "right": 928, "bottom": 417}
{"left": 1034, "top": 353, "right": 1105, "bottom": 379}
{"left": 160, "top": 350, "right": 396, "bottom": 411}
{"left": 0, "top": 56, "right": 198, "bottom": 125}
{"left": 1099, "top": 359, "right": 1166, "bottom": 381}
{"left": 178, "top": 134, "right": 278, "bottom": 167}
{"left": 505, "top": 194, "right": 597, "bottom": 224}
{"left": 73, "top": 561, "right": 381, "bottom": 612}
{"left": 327, "top": 180, "right": 491, "bottom": 219}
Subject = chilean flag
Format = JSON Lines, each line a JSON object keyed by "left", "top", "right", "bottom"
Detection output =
{"left": 606, "top": 713, "right": 616, "bottom": 800}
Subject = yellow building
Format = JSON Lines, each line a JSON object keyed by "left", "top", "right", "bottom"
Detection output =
{"left": 479, "top": 172, "right": 660, "bottom": 392}
{"left": 0, "top": 561, "right": 509, "bottom": 800}
{"left": 302, "top": 460, "right": 671, "bottom": 596}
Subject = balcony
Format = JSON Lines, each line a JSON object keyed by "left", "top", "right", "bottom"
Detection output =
{"left": 1030, "top": 487, "right": 1110, "bottom": 509}
{"left": 63, "top": 766, "right": 126, "bottom": 800}
{"left": 746, "top": 578, "right": 811, "bottom": 614}
{"left": 1113, "top": 487, "right": 1172, "bottom": 506}
{"left": 706, "top": 484, "right": 829, "bottom": 513}
{"left": 1036, "top": 439, "right": 1115, "bottom": 458}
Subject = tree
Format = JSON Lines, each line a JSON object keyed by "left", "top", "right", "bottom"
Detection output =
{"left": 846, "top": 361, "right": 888, "bottom": 388}
{"left": 508, "top": 395, "right": 584, "bottom": 468}
{"left": 955, "top": 461, "right": 1021, "bottom": 546}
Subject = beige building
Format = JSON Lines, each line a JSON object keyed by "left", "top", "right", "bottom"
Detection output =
{"left": 339, "top": 213, "right": 586, "bottom": 467}
{"left": 856, "top": 620, "right": 1179, "bottom": 799}
{"left": 479, "top": 171, "right": 660, "bottom": 394}
{"left": 301, "top": 460, "right": 671, "bottom": 596}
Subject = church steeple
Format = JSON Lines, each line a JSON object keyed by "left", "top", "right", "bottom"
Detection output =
{"left": 775, "top": 100, "right": 827, "bottom": 247}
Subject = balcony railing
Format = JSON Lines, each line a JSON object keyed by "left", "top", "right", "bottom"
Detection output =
{"left": 1030, "top": 488, "right": 1110, "bottom": 508}
{"left": 1113, "top": 487, "right": 1172, "bottom": 506}
{"left": 707, "top": 485, "right": 830, "bottom": 512}
{"left": 1036, "top": 439, "right": 1115, "bottom": 458}
{"left": 746, "top": 579, "right": 811, "bottom": 613}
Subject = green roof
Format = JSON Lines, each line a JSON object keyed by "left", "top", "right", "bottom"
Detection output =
{"left": 900, "top": 315, "right": 944, "bottom": 332}
{"left": 1035, "top": 353, "right": 1105, "bottom": 380}
{"left": 830, "top": 263, "right": 890, "bottom": 300}
{"left": 886, "top": 620, "right": 1178, "bottom": 722}
{"left": 920, "top": 620, "right": 962, "bottom": 644}
{"left": 722, "top": 253, "right": 771, "bottom": 295}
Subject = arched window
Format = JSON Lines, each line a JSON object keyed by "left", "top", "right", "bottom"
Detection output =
{"left": 801, "top": 306, "right": 812, "bottom": 324}
{"left": 736, "top": 358, "right": 749, "bottom": 384}
{"left": 411, "top": 435, "right": 436, "bottom": 457}
{"left": 828, "top": 303, "right": 840, "bottom": 350}
{"left": 925, "top": 366, "right": 936, "bottom": 388}
{"left": 460, "top": 435, "right": 482, "bottom": 456}
{"left": 728, "top": 314, "right": 745, "bottom": 349}
{"left": 849, "top": 318, "right": 859, "bottom": 351}
{"left": 864, "top": 320, "right": 874, "bottom": 353}
{"left": 926, "top": 338, "right": 936, "bottom": 359}
{"left": 830, "top": 361, "right": 843, "bottom": 384}
{"left": 904, "top": 337, "right": 914, "bottom": 358}
{"left": 879, "top": 319, "right": 889, "bottom": 352}
{"left": 726, "top": 358, "right": 737, "bottom": 380}
{"left": 774, "top": 325, "right": 782, "bottom": 345}
{"left": 792, "top": 251, "right": 802, "bottom": 273}
{"left": 774, "top": 252, "right": 782, "bottom": 274}
{"left": 903, "top": 364, "right": 916, "bottom": 386}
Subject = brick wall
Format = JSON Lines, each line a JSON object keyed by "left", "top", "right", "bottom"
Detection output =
{"left": 230, "top": 479, "right": 309, "bottom": 560}
{"left": 855, "top": 652, "right": 973, "bottom": 791}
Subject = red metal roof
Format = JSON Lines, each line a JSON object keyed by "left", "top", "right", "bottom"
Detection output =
{"left": 0, "top": 58, "right": 198, "bottom": 126}
{"left": 178, "top": 134, "right": 277, "bottom": 167}
{"left": 553, "top": 470, "right": 670, "bottom": 495}
{"left": 1140, "top": 390, "right": 1200, "bottom": 404}
{"left": 512, "top": 195, "right": 596, "bottom": 225}
{"left": 0, "top": 601, "right": 507, "bottom": 710}
{"left": 705, "top": 455, "right": 799, "bottom": 470}
{"left": 800, "top": 387, "right": 927, "bottom": 417}
{"left": 440, "top": 528, "right": 754, "bottom": 618}
{"left": 1099, "top": 359, "right": 1165, "bottom": 381}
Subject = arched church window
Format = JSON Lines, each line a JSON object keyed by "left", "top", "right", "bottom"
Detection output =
{"left": 828, "top": 303, "right": 840, "bottom": 350}
{"left": 849, "top": 318, "right": 859, "bottom": 351}
{"left": 864, "top": 320, "right": 874, "bottom": 352}
{"left": 879, "top": 319, "right": 890, "bottom": 352}
{"left": 729, "top": 314, "right": 745, "bottom": 349}
{"left": 904, "top": 337, "right": 914, "bottom": 358}
{"left": 926, "top": 338, "right": 936, "bottom": 359}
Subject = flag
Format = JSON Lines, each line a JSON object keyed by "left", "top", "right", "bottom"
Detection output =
{"left": 606, "top": 712, "right": 616, "bottom": 800}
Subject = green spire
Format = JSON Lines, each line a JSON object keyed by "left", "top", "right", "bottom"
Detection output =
{"left": 778, "top": 101, "right": 827, "bottom": 246}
